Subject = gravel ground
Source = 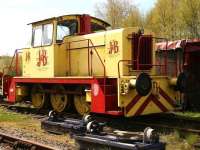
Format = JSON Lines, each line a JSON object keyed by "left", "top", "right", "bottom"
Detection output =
{"left": 0, "top": 120, "right": 77, "bottom": 150}
{"left": 0, "top": 143, "right": 12, "bottom": 150}
{"left": 0, "top": 107, "right": 196, "bottom": 150}
{"left": 0, "top": 107, "right": 79, "bottom": 150}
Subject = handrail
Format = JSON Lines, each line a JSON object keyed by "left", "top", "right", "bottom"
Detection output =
{"left": 88, "top": 39, "right": 106, "bottom": 77}
{"left": 68, "top": 39, "right": 106, "bottom": 93}
{"left": 68, "top": 39, "right": 90, "bottom": 75}
{"left": 88, "top": 39, "right": 106, "bottom": 94}
{"left": 117, "top": 59, "right": 167, "bottom": 78}
{"left": 2, "top": 49, "right": 22, "bottom": 76}
{"left": 2, "top": 66, "right": 16, "bottom": 75}
{"left": 125, "top": 36, "right": 173, "bottom": 78}
{"left": 8, "top": 49, "right": 17, "bottom": 75}
{"left": 153, "top": 37, "right": 169, "bottom": 75}
{"left": 1, "top": 49, "right": 21, "bottom": 96}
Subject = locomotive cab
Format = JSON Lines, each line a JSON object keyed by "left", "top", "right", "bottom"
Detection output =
{"left": 31, "top": 14, "right": 109, "bottom": 46}
{"left": 22, "top": 14, "right": 110, "bottom": 77}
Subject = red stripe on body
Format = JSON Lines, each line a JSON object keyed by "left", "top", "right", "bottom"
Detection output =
{"left": 134, "top": 94, "right": 152, "bottom": 116}
{"left": 151, "top": 95, "right": 168, "bottom": 112}
{"left": 125, "top": 94, "right": 142, "bottom": 113}
{"left": 159, "top": 88, "right": 175, "bottom": 107}
{"left": 134, "top": 94, "right": 168, "bottom": 116}
{"left": 126, "top": 89, "right": 173, "bottom": 116}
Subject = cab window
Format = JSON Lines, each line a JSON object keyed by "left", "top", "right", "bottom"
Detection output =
{"left": 43, "top": 24, "right": 53, "bottom": 45}
{"left": 91, "top": 22, "right": 106, "bottom": 32}
{"left": 33, "top": 25, "right": 42, "bottom": 47}
{"left": 32, "top": 23, "right": 53, "bottom": 47}
{"left": 56, "top": 19, "right": 78, "bottom": 41}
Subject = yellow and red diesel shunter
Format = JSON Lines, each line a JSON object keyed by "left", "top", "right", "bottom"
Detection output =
{"left": 0, "top": 14, "right": 180, "bottom": 117}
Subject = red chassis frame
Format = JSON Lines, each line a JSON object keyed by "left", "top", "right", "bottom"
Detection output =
{"left": 6, "top": 77, "right": 123, "bottom": 116}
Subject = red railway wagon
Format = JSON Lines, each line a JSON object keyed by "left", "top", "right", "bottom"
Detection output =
{"left": 156, "top": 39, "right": 200, "bottom": 110}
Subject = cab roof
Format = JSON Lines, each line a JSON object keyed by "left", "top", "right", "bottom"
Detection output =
{"left": 28, "top": 14, "right": 110, "bottom": 27}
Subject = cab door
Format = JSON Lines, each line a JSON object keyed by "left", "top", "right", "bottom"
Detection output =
{"left": 22, "top": 23, "right": 54, "bottom": 77}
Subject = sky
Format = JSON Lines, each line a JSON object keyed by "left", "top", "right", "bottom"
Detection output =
{"left": 0, "top": 0, "right": 156, "bottom": 55}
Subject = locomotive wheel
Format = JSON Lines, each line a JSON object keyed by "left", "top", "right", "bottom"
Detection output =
{"left": 50, "top": 85, "right": 70, "bottom": 113}
{"left": 74, "top": 95, "right": 90, "bottom": 115}
{"left": 31, "top": 84, "right": 45, "bottom": 109}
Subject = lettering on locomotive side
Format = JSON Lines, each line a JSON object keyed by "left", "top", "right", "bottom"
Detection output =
{"left": 37, "top": 49, "right": 48, "bottom": 67}
{"left": 25, "top": 51, "right": 31, "bottom": 62}
{"left": 108, "top": 40, "right": 119, "bottom": 54}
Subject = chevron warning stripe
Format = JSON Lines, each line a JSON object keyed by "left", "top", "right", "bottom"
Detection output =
{"left": 125, "top": 94, "right": 142, "bottom": 113}
{"left": 159, "top": 87, "right": 176, "bottom": 107}
{"left": 135, "top": 94, "right": 168, "bottom": 116}
{"left": 125, "top": 88, "right": 175, "bottom": 116}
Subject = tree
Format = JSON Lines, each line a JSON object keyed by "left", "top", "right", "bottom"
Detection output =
{"left": 145, "top": 0, "right": 181, "bottom": 40}
{"left": 145, "top": 0, "right": 200, "bottom": 40}
{"left": 179, "top": 0, "right": 200, "bottom": 38}
{"left": 95, "top": 0, "right": 142, "bottom": 29}
{"left": 95, "top": 0, "right": 200, "bottom": 40}
{"left": 0, "top": 55, "right": 12, "bottom": 73}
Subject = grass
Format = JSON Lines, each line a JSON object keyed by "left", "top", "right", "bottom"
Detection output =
{"left": 0, "top": 107, "right": 31, "bottom": 122}
{"left": 160, "top": 111, "right": 200, "bottom": 150}
{"left": 161, "top": 131, "right": 195, "bottom": 150}
{"left": 186, "top": 134, "right": 199, "bottom": 145}
{"left": 175, "top": 111, "right": 200, "bottom": 120}
{"left": 174, "top": 130, "right": 198, "bottom": 145}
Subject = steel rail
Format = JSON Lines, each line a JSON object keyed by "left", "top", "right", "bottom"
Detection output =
{"left": 132, "top": 121, "right": 200, "bottom": 134}
{"left": 0, "top": 131, "right": 56, "bottom": 150}
{"left": 3, "top": 102, "right": 200, "bottom": 135}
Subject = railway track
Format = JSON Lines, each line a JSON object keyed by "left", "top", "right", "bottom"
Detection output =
{"left": 42, "top": 115, "right": 166, "bottom": 150}
{"left": 0, "top": 103, "right": 80, "bottom": 120}
{"left": 0, "top": 103, "right": 48, "bottom": 120}
{"left": 0, "top": 131, "right": 56, "bottom": 150}
{"left": 40, "top": 111, "right": 200, "bottom": 149}
{"left": 133, "top": 113, "right": 200, "bottom": 134}
{"left": 93, "top": 113, "right": 200, "bottom": 134}
{"left": 2, "top": 104, "right": 200, "bottom": 149}
{"left": 2, "top": 103, "right": 200, "bottom": 134}
{"left": 130, "top": 120, "right": 200, "bottom": 134}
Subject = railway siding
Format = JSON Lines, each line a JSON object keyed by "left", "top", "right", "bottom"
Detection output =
{"left": 0, "top": 106, "right": 75, "bottom": 150}
{"left": 0, "top": 105, "right": 199, "bottom": 149}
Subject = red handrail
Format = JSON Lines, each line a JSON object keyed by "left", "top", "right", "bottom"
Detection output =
{"left": 131, "top": 36, "right": 169, "bottom": 74}
{"left": 2, "top": 49, "right": 21, "bottom": 76}
{"left": 1, "top": 49, "right": 21, "bottom": 96}
{"left": 153, "top": 37, "right": 169, "bottom": 75}
{"left": 2, "top": 66, "right": 15, "bottom": 75}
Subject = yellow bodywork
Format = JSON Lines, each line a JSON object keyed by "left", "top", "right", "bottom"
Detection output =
{"left": 118, "top": 76, "right": 179, "bottom": 117}
{"left": 19, "top": 14, "right": 179, "bottom": 117}
{"left": 22, "top": 27, "right": 151, "bottom": 78}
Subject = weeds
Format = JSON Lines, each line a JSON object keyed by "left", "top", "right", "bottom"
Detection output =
{"left": 0, "top": 107, "right": 30, "bottom": 122}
